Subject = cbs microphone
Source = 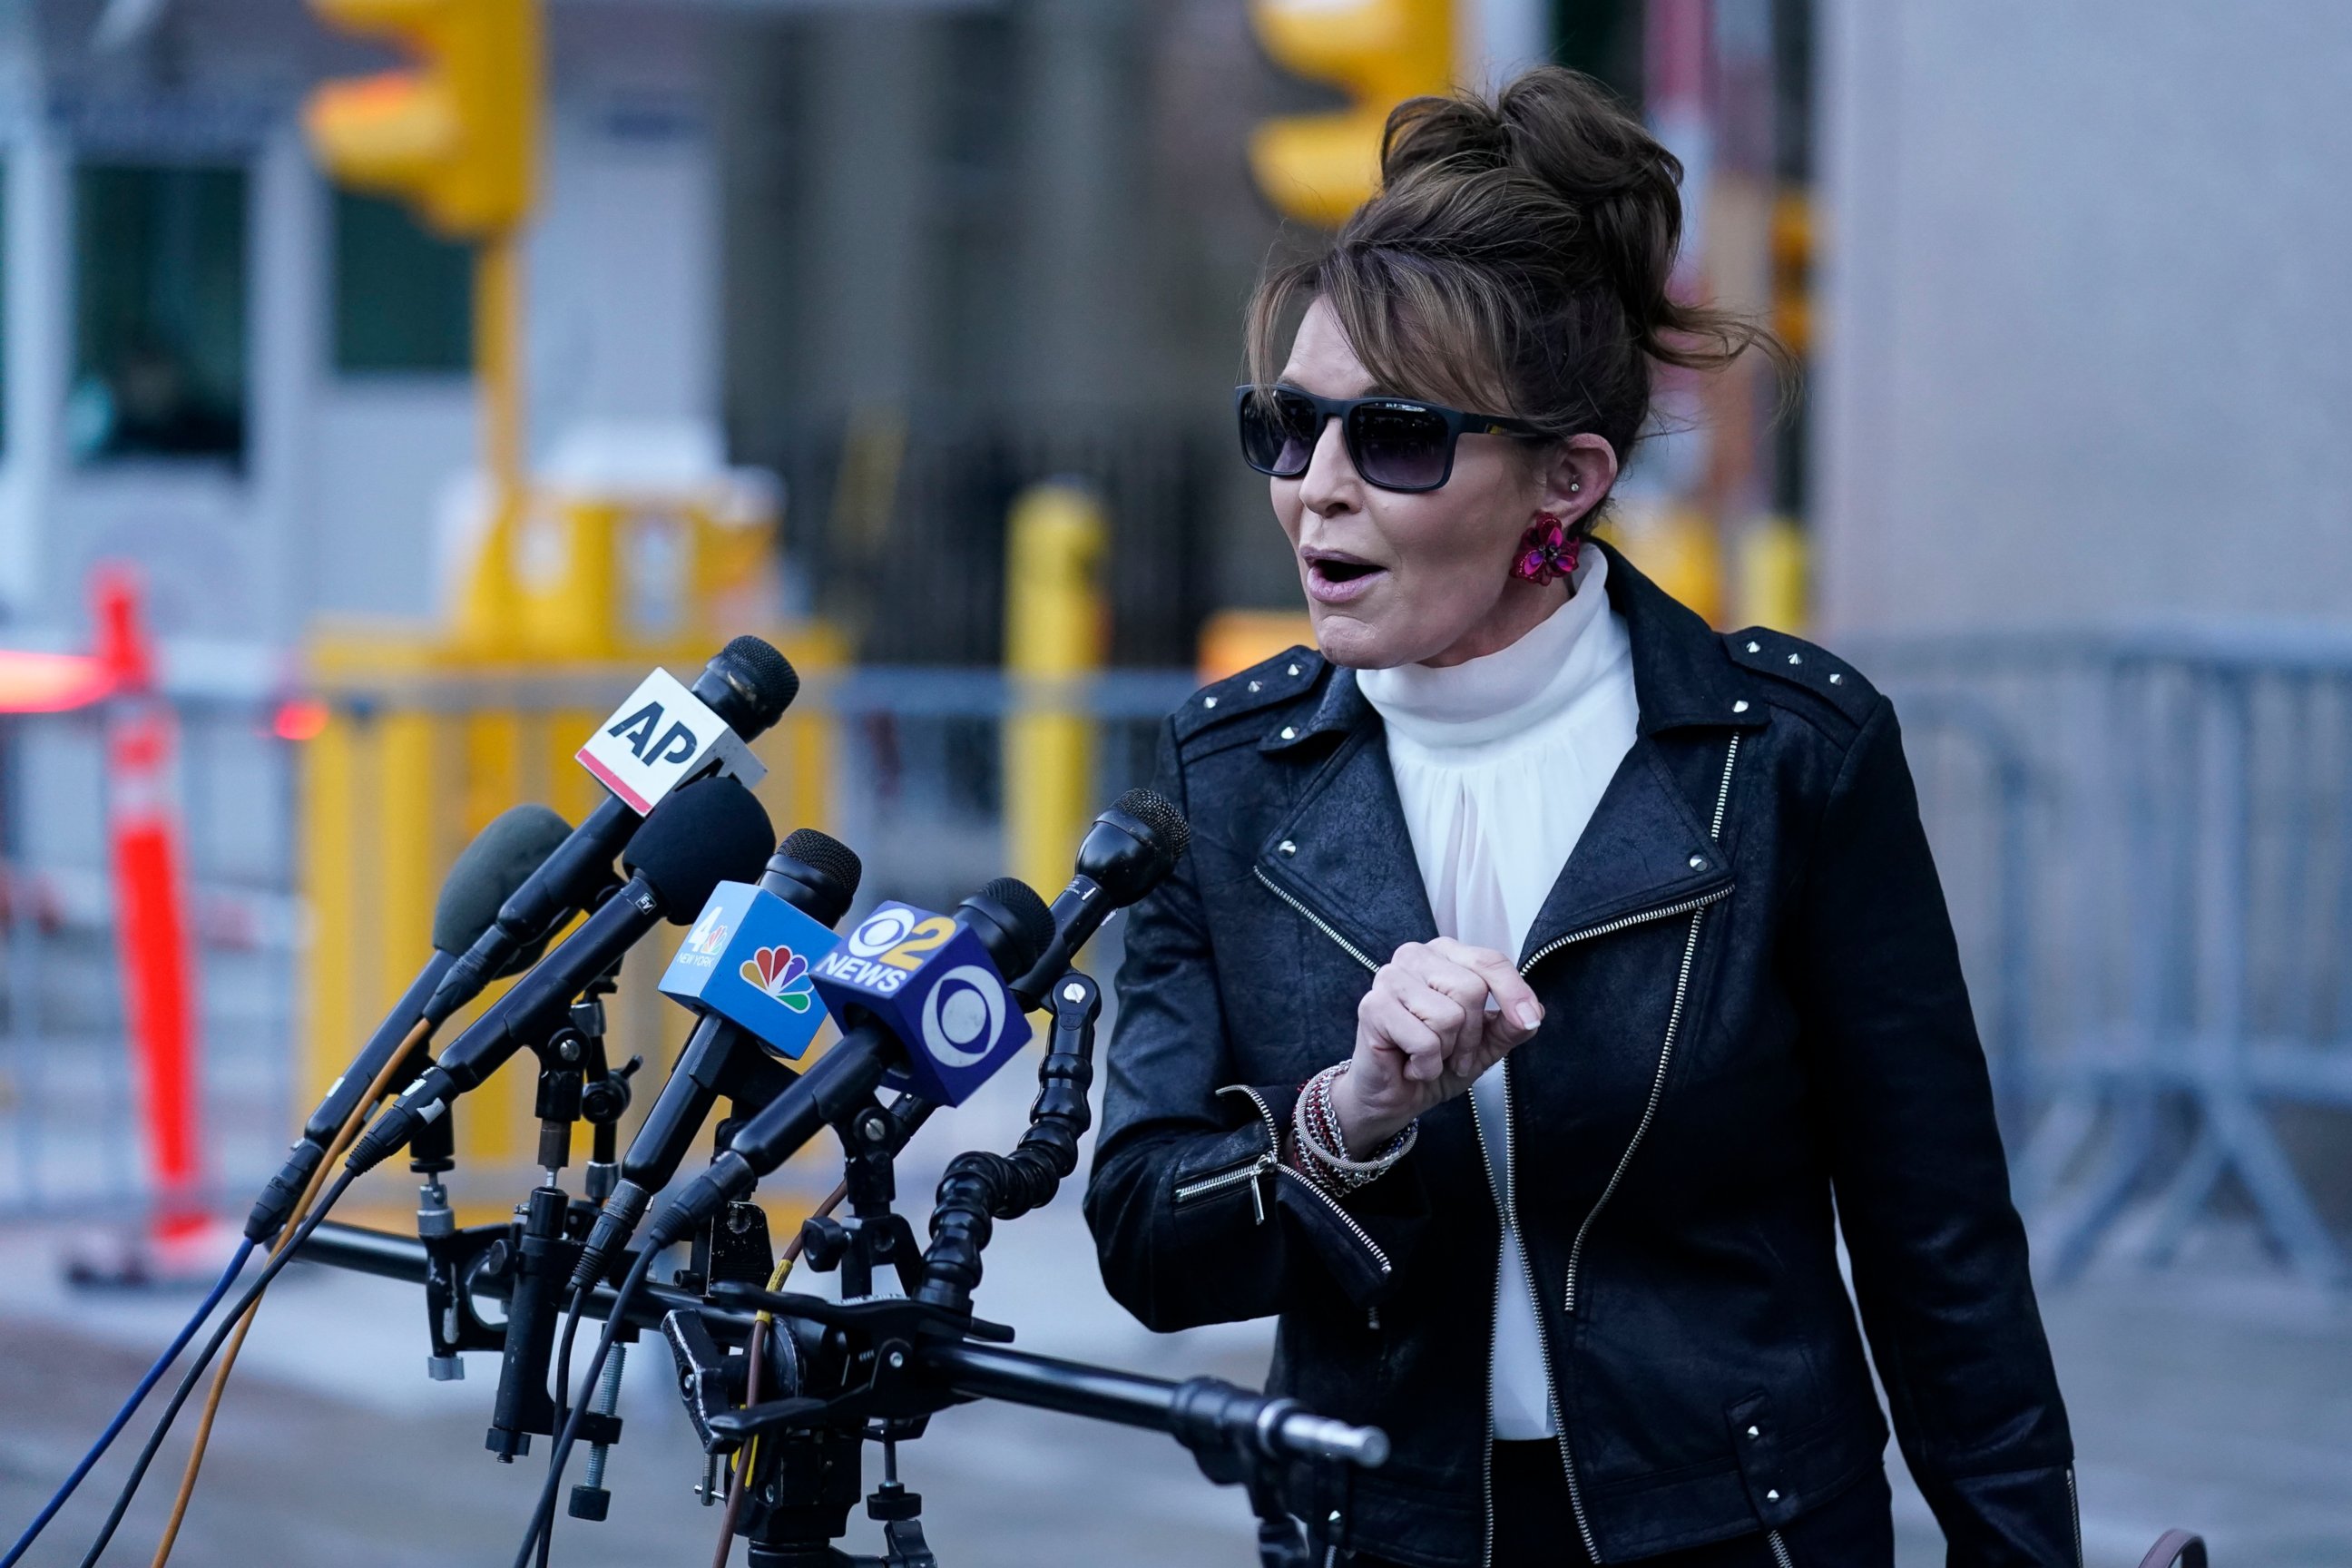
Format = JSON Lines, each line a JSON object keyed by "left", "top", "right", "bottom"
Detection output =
{"left": 638, "top": 877, "right": 1057, "bottom": 1252}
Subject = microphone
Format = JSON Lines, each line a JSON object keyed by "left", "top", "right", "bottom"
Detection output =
{"left": 1014, "top": 788, "right": 1192, "bottom": 1006}
{"left": 241, "top": 804, "right": 574, "bottom": 1243}
{"left": 639, "top": 877, "right": 1055, "bottom": 1253}
{"left": 569, "top": 829, "right": 863, "bottom": 1291}
{"left": 422, "top": 637, "right": 799, "bottom": 1028}
{"left": 346, "top": 776, "right": 776, "bottom": 1177}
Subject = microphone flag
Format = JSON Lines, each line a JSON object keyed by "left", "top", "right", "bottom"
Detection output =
{"left": 659, "top": 881, "right": 839, "bottom": 1061}
{"left": 808, "top": 901, "right": 1033, "bottom": 1104}
{"left": 576, "top": 668, "right": 769, "bottom": 814}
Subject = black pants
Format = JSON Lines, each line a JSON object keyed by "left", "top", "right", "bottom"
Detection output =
{"left": 1357, "top": 1443, "right": 1895, "bottom": 1567}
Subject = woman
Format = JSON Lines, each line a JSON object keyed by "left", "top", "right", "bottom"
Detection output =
{"left": 1083, "top": 67, "right": 2077, "bottom": 1568}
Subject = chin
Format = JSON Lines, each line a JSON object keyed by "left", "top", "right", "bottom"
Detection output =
{"left": 1306, "top": 610, "right": 1409, "bottom": 671}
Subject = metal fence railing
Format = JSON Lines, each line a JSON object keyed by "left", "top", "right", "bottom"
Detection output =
{"left": 6, "top": 636, "right": 2347, "bottom": 1289}
{"left": 1865, "top": 629, "right": 2352, "bottom": 1285}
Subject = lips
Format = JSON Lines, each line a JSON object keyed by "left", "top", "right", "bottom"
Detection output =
{"left": 1302, "top": 550, "right": 1387, "bottom": 606}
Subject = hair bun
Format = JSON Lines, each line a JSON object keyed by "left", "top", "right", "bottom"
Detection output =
{"left": 1249, "top": 64, "right": 1787, "bottom": 517}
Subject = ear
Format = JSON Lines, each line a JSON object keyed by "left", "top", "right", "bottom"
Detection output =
{"left": 1532, "top": 435, "right": 1619, "bottom": 529}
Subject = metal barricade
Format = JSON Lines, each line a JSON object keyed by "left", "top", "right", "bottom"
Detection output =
{"left": 1863, "top": 629, "right": 2352, "bottom": 1285}
{"left": 19, "top": 632, "right": 2340, "bottom": 1286}
{"left": 0, "top": 696, "right": 299, "bottom": 1224}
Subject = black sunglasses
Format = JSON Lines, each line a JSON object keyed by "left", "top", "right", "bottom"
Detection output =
{"left": 1234, "top": 384, "right": 1545, "bottom": 493}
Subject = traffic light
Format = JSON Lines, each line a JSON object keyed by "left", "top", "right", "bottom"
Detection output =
{"left": 304, "top": 0, "right": 539, "bottom": 240}
{"left": 1248, "top": 0, "right": 1454, "bottom": 227}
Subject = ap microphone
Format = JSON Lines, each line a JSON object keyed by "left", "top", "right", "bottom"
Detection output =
{"left": 640, "top": 877, "right": 1055, "bottom": 1252}
{"left": 348, "top": 776, "right": 776, "bottom": 1177}
{"left": 569, "top": 828, "right": 864, "bottom": 1290}
{"left": 423, "top": 636, "right": 799, "bottom": 1028}
{"left": 242, "top": 804, "right": 574, "bottom": 1243}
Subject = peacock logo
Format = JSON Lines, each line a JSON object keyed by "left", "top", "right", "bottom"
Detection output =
{"left": 739, "top": 946, "right": 815, "bottom": 1013}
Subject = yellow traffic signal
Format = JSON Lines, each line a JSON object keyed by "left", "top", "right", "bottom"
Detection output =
{"left": 304, "top": 0, "right": 539, "bottom": 239}
{"left": 1248, "top": 0, "right": 1454, "bottom": 227}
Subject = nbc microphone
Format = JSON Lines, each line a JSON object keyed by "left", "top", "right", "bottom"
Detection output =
{"left": 639, "top": 877, "right": 1057, "bottom": 1252}
{"left": 569, "top": 828, "right": 864, "bottom": 1291}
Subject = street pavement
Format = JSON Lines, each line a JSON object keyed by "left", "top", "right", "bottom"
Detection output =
{"left": 3, "top": 1200, "right": 2349, "bottom": 1567}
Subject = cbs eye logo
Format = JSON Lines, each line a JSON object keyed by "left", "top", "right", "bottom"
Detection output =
{"left": 920, "top": 967, "right": 1009, "bottom": 1067}
{"left": 847, "top": 908, "right": 916, "bottom": 958}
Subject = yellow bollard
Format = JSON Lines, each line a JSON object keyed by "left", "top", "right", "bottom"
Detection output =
{"left": 1734, "top": 515, "right": 1808, "bottom": 633}
{"left": 1003, "top": 483, "right": 1107, "bottom": 911}
{"left": 1604, "top": 504, "right": 1725, "bottom": 627}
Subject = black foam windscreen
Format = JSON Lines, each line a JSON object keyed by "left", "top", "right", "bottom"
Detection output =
{"left": 698, "top": 635, "right": 799, "bottom": 735}
{"left": 780, "top": 828, "right": 861, "bottom": 900}
{"left": 622, "top": 776, "right": 776, "bottom": 921}
{"left": 1112, "top": 787, "right": 1191, "bottom": 862}
{"left": 433, "top": 804, "right": 574, "bottom": 956}
{"left": 976, "top": 875, "right": 1056, "bottom": 975}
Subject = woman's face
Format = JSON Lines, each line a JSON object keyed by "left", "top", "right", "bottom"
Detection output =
{"left": 1269, "top": 297, "right": 1614, "bottom": 670}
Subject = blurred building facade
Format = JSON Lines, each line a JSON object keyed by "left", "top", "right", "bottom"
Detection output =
{"left": 1813, "top": 0, "right": 2352, "bottom": 632}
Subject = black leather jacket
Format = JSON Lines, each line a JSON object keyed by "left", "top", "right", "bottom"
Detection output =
{"left": 1083, "top": 544, "right": 2076, "bottom": 1567}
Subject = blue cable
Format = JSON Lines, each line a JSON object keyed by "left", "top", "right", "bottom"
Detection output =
{"left": 1, "top": 1237, "right": 256, "bottom": 1568}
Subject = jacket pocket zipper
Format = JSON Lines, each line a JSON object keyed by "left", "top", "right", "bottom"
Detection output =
{"left": 1173, "top": 1085, "right": 1395, "bottom": 1277}
{"left": 1172, "top": 1157, "right": 1275, "bottom": 1223}
{"left": 1767, "top": 1529, "right": 1796, "bottom": 1568}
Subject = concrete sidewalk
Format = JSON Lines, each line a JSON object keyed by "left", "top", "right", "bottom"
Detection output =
{"left": 3, "top": 1204, "right": 2347, "bottom": 1567}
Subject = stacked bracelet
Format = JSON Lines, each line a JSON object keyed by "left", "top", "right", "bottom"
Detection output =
{"left": 1291, "top": 1063, "right": 1416, "bottom": 1195}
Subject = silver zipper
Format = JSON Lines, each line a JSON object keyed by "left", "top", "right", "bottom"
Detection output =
{"left": 1563, "top": 734, "right": 1740, "bottom": 1314}
{"left": 1172, "top": 1083, "right": 1394, "bottom": 1275}
{"left": 2066, "top": 1465, "right": 2082, "bottom": 1567}
{"left": 1563, "top": 904, "right": 1710, "bottom": 1313}
{"left": 1172, "top": 1158, "right": 1274, "bottom": 1222}
{"left": 1253, "top": 867, "right": 1381, "bottom": 973}
{"left": 1768, "top": 1528, "right": 1796, "bottom": 1568}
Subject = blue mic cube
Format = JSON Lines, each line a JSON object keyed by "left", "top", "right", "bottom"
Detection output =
{"left": 807, "top": 900, "right": 1033, "bottom": 1105}
{"left": 659, "top": 881, "right": 841, "bottom": 1061}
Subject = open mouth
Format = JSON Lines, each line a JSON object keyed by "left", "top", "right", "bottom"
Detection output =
{"left": 1303, "top": 553, "right": 1387, "bottom": 604}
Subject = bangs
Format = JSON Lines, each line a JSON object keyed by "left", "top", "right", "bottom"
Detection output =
{"left": 1245, "top": 248, "right": 1525, "bottom": 422}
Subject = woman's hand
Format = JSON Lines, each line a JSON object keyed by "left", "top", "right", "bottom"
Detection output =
{"left": 1327, "top": 937, "right": 1544, "bottom": 1156}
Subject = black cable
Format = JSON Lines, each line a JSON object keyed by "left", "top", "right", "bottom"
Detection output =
{"left": 510, "top": 1250, "right": 657, "bottom": 1568}
{"left": 74, "top": 1170, "right": 360, "bottom": 1568}
{"left": 538, "top": 1291, "right": 591, "bottom": 1568}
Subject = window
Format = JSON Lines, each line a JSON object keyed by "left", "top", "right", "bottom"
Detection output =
{"left": 331, "top": 190, "right": 473, "bottom": 374}
{"left": 70, "top": 164, "right": 248, "bottom": 463}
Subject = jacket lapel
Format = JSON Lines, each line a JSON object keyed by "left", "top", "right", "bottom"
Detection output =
{"left": 1254, "top": 691, "right": 1437, "bottom": 971}
{"left": 1250, "top": 541, "right": 1764, "bottom": 975}
{"left": 1514, "top": 735, "right": 1731, "bottom": 968}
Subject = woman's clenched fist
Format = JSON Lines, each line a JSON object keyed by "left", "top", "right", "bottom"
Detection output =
{"left": 1327, "top": 937, "right": 1544, "bottom": 1156}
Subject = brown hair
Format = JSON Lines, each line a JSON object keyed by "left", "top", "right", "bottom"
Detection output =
{"left": 1246, "top": 66, "right": 1788, "bottom": 535}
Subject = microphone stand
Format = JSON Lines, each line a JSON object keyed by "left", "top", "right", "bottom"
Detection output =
{"left": 296, "top": 976, "right": 1385, "bottom": 1567}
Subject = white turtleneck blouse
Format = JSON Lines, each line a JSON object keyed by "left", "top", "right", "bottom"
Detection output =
{"left": 1356, "top": 545, "right": 1639, "bottom": 1440}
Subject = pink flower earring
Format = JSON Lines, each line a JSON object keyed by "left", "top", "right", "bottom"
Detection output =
{"left": 1512, "top": 512, "right": 1580, "bottom": 587}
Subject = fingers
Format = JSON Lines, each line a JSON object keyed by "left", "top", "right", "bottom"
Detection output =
{"left": 1358, "top": 975, "right": 1449, "bottom": 1083}
{"left": 1428, "top": 938, "right": 1545, "bottom": 1041}
{"left": 1380, "top": 945, "right": 1490, "bottom": 1083}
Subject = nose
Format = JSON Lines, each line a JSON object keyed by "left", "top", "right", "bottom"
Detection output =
{"left": 1296, "top": 413, "right": 1361, "bottom": 516}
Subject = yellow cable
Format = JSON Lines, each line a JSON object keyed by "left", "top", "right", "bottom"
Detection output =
{"left": 710, "top": 1181, "right": 843, "bottom": 1568}
{"left": 146, "top": 1016, "right": 434, "bottom": 1568}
